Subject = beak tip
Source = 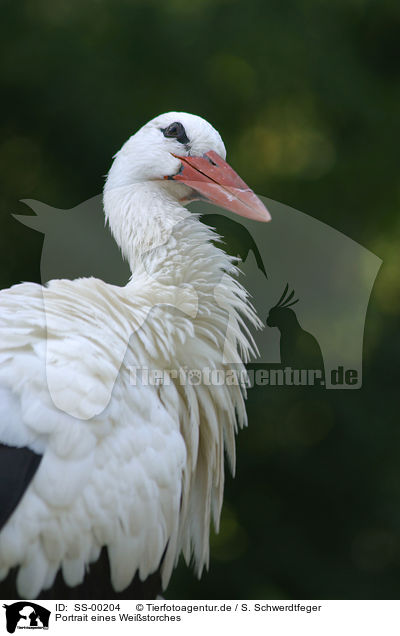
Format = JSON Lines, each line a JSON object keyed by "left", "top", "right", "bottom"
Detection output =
{"left": 253, "top": 200, "right": 271, "bottom": 223}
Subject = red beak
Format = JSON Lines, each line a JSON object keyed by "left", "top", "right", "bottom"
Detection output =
{"left": 166, "top": 150, "right": 271, "bottom": 222}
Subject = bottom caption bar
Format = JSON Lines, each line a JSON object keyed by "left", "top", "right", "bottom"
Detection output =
{"left": 1, "top": 600, "right": 398, "bottom": 635}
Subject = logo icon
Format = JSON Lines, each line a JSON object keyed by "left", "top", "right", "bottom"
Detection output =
{"left": 2, "top": 603, "right": 50, "bottom": 634}
{"left": 264, "top": 283, "right": 325, "bottom": 385}
{"left": 13, "top": 192, "right": 381, "bottom": 407}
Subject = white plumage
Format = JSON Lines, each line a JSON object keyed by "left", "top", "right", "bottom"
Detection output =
{"left": 0, "top": 112, "right": 269, "bottom": 598}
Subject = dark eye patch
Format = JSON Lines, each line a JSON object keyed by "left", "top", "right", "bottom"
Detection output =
{"left": 161, "top": 121, "right": 190, "bottom": 145}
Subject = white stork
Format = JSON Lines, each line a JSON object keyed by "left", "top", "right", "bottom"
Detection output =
{"left": 0, "top": 112, "right": 270, "bottom": 599}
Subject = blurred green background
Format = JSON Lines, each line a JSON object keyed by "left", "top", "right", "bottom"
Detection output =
{"left": 0, "top": 0, "right": 399, "bottom": 599}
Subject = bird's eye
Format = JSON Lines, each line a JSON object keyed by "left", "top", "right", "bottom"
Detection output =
{"left": 161, "top": 122, "right": 189, "bottom": 145}
{"left": 166, "top": 123, "right": 179, "bottom": 136}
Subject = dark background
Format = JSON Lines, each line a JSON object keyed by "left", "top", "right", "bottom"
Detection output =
{"left": 0, "top": 0, "right": 399, "bottom": 599}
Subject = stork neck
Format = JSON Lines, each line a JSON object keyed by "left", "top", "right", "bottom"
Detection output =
{"left": 103, "top": 181, "right": 229, "bottom": 286}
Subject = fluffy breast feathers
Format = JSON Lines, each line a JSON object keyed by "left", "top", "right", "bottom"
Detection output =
{"left": 0, "top": 218, "right": 261, "bottom": 598}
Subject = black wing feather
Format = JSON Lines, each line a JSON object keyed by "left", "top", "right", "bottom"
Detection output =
{"left": 0, "top": 443, "right": 42, "bottom": 531}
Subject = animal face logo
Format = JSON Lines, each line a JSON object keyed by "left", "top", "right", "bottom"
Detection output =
{"left": 2, "top": 602, "right": 50, "bottom": 633}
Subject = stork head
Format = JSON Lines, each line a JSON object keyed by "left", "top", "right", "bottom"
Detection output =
{"left": 105, "top": 112, "right": 270, "bottom": 223}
